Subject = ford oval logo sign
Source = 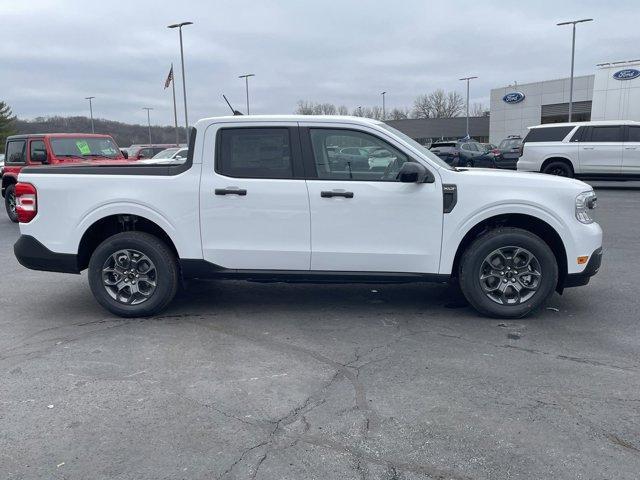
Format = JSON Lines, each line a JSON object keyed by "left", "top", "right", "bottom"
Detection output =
{"left": 503, "top": 91, "right": 525, "bottom": 104}
{"left": 613, "top": 69, "right": 640, "bottom": 81}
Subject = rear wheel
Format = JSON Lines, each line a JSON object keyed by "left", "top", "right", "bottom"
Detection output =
{"left": 542, "top": 161, "right": 573, "bottom": 178}
{"left": 5, "top": 184, "right": 18, "bottom": 223}
{"left": 88, "top": 232, "right": 179, "bottom": 317}
{"left": 459, "top": 228, "right": 558, "bottom": 318}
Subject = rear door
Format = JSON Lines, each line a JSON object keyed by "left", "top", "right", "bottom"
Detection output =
{"left": 579, "top": 125, "right": 623, "bottom": 175}
{"left": 199, "top": 123, "right": 311, "bottom": 270}
{"left": 301, "top": 123, "right": 443, "bottom": 274}
{"left": 622, "top": 125, "right": 640, "bottom": 175}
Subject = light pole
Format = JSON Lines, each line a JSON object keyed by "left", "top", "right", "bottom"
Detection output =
{"left": 459, "top": 76, "right": 478, "bottom": 139}
{"left": 557, "top": 18, "right": 593, "bottom": 122}
{"left": 142, "top": 107, "right": 153, "bottom": 145}
{"left": 238, "top": 74, "right": 255, "bottom": 114}
{"left": 381, "top": 91, "right": 386, "bottom": 120}
{"left": 85, "top": 96, "right": 95, "bottom": 133}
{"left": 168, "top": 21, "right": 193, "bottom": 142}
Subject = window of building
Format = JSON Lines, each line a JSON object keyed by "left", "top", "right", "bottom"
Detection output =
{"left": 217, "top": 128, "right": 293, "bottom": 179}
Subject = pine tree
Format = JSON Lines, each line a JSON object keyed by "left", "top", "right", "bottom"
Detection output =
{"left": 0, "top": 101, "right": 16, "bottom": 153}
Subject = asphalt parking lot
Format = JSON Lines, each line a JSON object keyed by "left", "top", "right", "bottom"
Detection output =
{"left": 1, "top": 185, "right": 639, "bottom": 480}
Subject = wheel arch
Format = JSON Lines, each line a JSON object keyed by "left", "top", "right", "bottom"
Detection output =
{"left": 77, "top": 214, "right": 179, "bottom": 271}
{"left": 541, "top": 156, "right": 575, "bottom": 174}
{"left": 450, "top": 213, "right": 568, "bottom": 290}
{"left": 1, "top": 173, "right": 18, "bottom": 196}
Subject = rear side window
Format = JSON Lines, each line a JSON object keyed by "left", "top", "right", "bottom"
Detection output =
{"left": 523, "top": 126, "right": 574, "bottom": 143}
{"left": 5, "top": 140, "right": 26, "bottom": 164}
{"left": 30, "top": 140, "right": 46, "bottom": 161}
{"left": 589, "top": 126, "right": 623, "bottom": 142}
{"left": 628, "top": 126, "right": 640, "bottom": 142}
{"left": 217, "top": 128, "right": 293, "bottom": 179}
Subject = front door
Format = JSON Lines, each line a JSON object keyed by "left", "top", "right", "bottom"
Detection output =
{"left": 199, "top": 124, "right": 311, "bottom": 270}
{"left": 301, "top": 125, "right": 443, "bottom": 274}
{"left": 579, "top": 125, "right": 623, "bottom": 174}
{"left": 623, "top": 125, "right": 640, "bottom": 175}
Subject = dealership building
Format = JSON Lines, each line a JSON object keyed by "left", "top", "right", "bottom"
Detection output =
{"left": 489, "top": 59, "right": 640, "bottom": 144}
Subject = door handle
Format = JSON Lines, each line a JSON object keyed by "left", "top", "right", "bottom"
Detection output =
{"left": 321, "top": 190, "right": 354, "bottom": 198}
{"left": 215, "top": 188, "right": 247, "bottom": 196}
{"left": 582, "top": 147, "right": 595, "bottom": 150}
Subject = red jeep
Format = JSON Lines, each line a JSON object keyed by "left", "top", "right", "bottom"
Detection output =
{"left": 1, "top": 133, "right": 129, "bottom": 222}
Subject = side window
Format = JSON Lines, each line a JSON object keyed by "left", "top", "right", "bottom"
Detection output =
{"left": 30, "top": 140, "right": 46, "bottom": 161}
{"left": 309, "top": 129, "right": 409, "bottom": 181}
{"left": 217, "top": 128, "right": 293, "bottom": 179}
{"left": 590, "top": 126, "right": 623, "bottom": 143}
{"left": 5, "top": 140, "right": 26, "bottom": 164}
{"left": 524, "top": 126, "right": 574, "bottom": 142}
{"left": 138, "top": 148, "right": 154, "bottom": 158}
{"left": 626, "top": 126, "right": 640, "bottom": 142}
{"left": 570, "top": 126, "right": 587, "bottom": 142}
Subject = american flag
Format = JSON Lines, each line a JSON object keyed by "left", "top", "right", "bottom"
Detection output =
{"left": 164, "top": 65, "right": 173, "bottom": 89}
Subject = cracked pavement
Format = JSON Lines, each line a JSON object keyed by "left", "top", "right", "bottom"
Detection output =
{"left": 1, "top": 186, "right": 639, "bottom": 479}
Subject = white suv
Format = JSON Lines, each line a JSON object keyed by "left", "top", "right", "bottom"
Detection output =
{"left": 517, "top": 120, "right": 640, "bottom": 179}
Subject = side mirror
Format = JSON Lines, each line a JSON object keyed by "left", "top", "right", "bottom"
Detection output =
{"left": 397, "top": 162, "right": 433, "bottom": 183}
{"left": 32, "top": 150, "right": 48, "bottom": 164}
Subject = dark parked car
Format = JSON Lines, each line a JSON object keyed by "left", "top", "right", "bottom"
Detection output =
{"left": 430, "top": 141, "right": 498, "bottom": 168}
{"left": 496, "top": 135, "right": 523, "bottom": 169}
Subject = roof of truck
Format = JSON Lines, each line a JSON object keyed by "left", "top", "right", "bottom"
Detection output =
{"left": 195, "top": 115, "right": 385, "bottom": 125}
{"left": 7, "top": 133, "right": 115, "bottom": 140}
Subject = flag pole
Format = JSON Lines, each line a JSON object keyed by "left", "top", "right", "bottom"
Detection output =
{"left": 170, "top": 64, "right": 179, "bottom": 145}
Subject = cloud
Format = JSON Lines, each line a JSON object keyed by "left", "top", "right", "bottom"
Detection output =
{"left": 1, "top": 0, "right": 638, "bottom": 126}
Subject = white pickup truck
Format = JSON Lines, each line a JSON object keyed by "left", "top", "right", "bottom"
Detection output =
{"left": 13, "top": 115, "right": 602, "bottom": 318}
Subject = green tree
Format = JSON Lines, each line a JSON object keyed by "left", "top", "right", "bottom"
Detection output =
{"left": 0, "top": 101, "right": 16, "bottom": 153}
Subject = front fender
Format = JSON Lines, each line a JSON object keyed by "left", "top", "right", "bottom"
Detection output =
{"left": 439, "top": 202, "right": 572, "bottom": 275}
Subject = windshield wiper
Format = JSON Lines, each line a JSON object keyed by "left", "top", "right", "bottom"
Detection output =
{"left": 57, "top": 154, "right": 87, "bottom": 160}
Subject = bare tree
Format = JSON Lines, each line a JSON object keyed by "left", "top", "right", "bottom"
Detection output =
{"left": 388, "top": 107, "right": 410, "bottom": 120}
{"left": 412, "top": 89, "right": 465, "bottom": 118}
{"left": 295, "top": 101, "right": 348, "bottom": 115}
{"left": 471, "top": 102, "right": 489, "bottom": 117}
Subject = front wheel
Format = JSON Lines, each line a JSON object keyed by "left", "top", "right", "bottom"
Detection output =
{"left": 88, "top": 232, "right": 179, "bottom": 317}
{"left": 458, "top": 228, "right": 558, "bottom": 318}
{"left": 5, "top": 184, "right": 18, "bottom": 223}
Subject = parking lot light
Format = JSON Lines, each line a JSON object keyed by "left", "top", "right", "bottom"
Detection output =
{"left": 459, "top": 76, "right": 478, "bottom": 139}
{"left": 167, "top": 21, "right": 193, "bottom": 142}
{"left": 84, "top": 96, "right": 95, "bottom": 133}
{"left": 557, "top": 18, "right": 593, "bottom": 122}
{"left": 142, "top": 107, "right": 153, "bottom": 145}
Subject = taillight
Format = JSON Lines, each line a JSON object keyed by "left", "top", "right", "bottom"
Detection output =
{"left": 15, "top": 182, "right": 37, "bottom": 223}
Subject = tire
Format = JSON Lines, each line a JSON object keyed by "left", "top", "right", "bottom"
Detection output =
{"left": 88, "top": 232, "right": 179, "bottom": 317}
{"left": 5, "top": 184, "right": 18, "bottom": 223}
{"left": 458, "top": 227, "right": 558, "bottom": 318}
{"left": 463, "top": 160, "right": 474, "bottom": 168}
{"left": 542, "top": 161, "right": 573, "bottom": 178}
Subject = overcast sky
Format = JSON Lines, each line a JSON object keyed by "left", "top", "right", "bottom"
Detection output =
{"left": 2, "top": 0, "right": 639, "bottom": 126}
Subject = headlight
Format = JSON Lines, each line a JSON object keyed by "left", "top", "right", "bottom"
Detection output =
{"left": 575, "top": 191, "right": 597, "bottom": 224}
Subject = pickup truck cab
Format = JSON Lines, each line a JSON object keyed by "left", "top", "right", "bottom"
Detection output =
{"left": 2, "top": 133, "right": 127, "bottom": 222}
{"left": 13, "top": 116, "right": 602, "bottom": 318}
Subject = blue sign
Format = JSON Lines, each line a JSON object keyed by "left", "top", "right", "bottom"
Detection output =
{"left": 613, "top": 69, "right": 640, "bottom": 81}
{"left": 503, "top": 91, "right": 525, "bottom": 104}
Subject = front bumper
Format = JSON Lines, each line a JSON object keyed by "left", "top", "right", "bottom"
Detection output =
{"left": 562, "top": 247, "right": 602, "bottom": 288}
{"left": 14, "top": 235, "right": 80, "bottom": 274}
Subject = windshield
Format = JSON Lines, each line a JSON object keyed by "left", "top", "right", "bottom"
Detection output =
{"left": 379, "top": 124, "right": 454, "bottom": 170}
{"left": 153, "top": 148, "right": 180, "bottom": 159}
{"left": 50, "top": 137, "right": 121, "bottom": 158}
{"left": 499, "top": 138, "right": 521, "bottom": 149}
